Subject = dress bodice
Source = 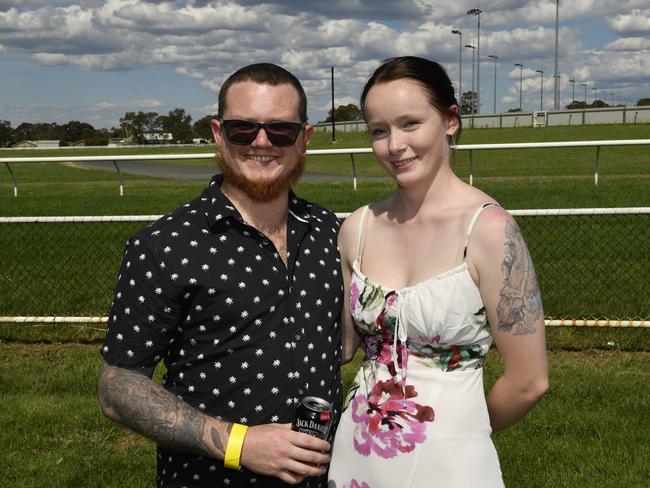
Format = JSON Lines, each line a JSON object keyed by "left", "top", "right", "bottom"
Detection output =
{"left": 349, "top": 204, "right": 498, "bottom": 372}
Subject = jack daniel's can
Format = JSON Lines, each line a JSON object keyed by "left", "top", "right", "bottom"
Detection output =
{"left": 292, "top": 396, "right": 332, "bottom": 440}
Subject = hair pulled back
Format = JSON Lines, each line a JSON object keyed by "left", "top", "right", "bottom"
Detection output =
{"left": 360, "top": 56, "right": 462, "bottom": 141}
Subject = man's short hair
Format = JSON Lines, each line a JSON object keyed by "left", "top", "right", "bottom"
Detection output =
{"left": 217, "top": 63, "right": 308, "bottom": 123}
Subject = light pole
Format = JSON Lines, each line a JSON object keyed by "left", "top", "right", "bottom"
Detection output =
{"left": 535, "top": 69, "right": 544, "bottom": 110}
{"left": 514, "top": 62, "right": 524, "bottom": 110}
{"left": 488, "top": 54, "right": 498, "bottom": 113}
{"left": 592, "top": 86, "right": 597, "bottom": 103}
{"left": 465, "top": 44, "right": 476, "bottom": 114}
{"left": 467, "top": 8, "right": 482, "bottom": 113}
{"left": 569, "top": 78, "right": 575, "bottom": 104}
{"left": 330, "top": 66, "right": 336, "bottom": 143}
{"left": 451, "top": 29, "right": 462, "bottom": 111}
{"left": 581, "top": 82, "right": 588, "bottom": 104}
{"left": 553, "top": 0, "right": 560, "bottom": 110}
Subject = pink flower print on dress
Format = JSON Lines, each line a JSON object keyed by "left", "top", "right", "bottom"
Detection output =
{"left": 343, "top": 480, "right": 371, "bottom": 488}
{"left": 350, "top": 376, "right": 434, "bottom": 458}
{"left": 418, "top": 334, "right": 442, "bottom": 345}
{"left": 350, "top": 281, "right": 361, "bottom": 315}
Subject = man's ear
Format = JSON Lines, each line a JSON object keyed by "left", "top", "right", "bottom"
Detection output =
{"left": 301, "top": 123, "right": 314, "bottom": 153}
{"left": 211, "top": 119, "right": 223, "bottom": 146}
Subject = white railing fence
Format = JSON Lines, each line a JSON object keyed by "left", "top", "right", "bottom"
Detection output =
{"left": 2, "top": 139, "right": 650, "bottom": 195}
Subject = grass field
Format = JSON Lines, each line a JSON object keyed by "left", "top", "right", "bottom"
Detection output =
{"left": 1, "top": 327, "right": 649, "bottom": 487}
{"left": 1, "top": 123, "right": 649, "bottom": 486}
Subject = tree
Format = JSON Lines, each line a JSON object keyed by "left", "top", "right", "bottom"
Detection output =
{"left": 460, "top": 91, "right": 478, "bottom": 115}
{"left": 60, "top": 120, "right": 99, "bottom": 145}
{"left": 119, "top": 111, "right": 160, "bottom": 143}
{"left": 192, "top": 115, "right": 217, "bottom": 141}
{"left": 159, "top": 107, "right": 193, "bottom": 143}
{"left": 0, "top": 120, "right": 12, "bottom": 147}
{"left": 325, "top": 103, "right": 363, "bottom": 122}
{"left": 564, "top": 100, "right": 610, "bottom": 110}
{"left": 507, "top": 108, "right": 522, "bottom": 113}
{"left": 11, "top": 122, "right": 62, "bottom": 143}
{"left": 636, "top": 98, "right": 650, "bottom": 106}
{"left": 565, "top": 100, "right": 588, "bottom": 110}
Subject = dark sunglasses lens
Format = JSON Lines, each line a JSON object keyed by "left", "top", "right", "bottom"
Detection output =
{"left": 266, "top": 123, "right": 302, "bottom": 147}
{"left": 225, "top": 121, "right": 259, "bottom": 144}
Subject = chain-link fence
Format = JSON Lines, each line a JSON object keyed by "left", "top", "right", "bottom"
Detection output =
{"left": 1, "top": 211, "right": 649, "bottom": 324}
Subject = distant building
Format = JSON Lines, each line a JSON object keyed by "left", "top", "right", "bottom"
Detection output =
{"left": 108, "top": 137, "right": 128, "bottom": 147}
{"left": 11, "top": 140, "right": 60, "bottom": 148}
{"left": 192, "top": 138, "right": 212, "bottom": 144}
{"left": 11, "top": 140, "right": 37, "bottom": 148}
{"left": 143, "top": 132, "right": 173, "bottom": 144}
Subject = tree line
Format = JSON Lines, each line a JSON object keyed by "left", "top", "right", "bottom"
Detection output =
{"left": 2, "top": 98, "right": 649, "bottom": 148}
{"left": 0, "top": 108, "right": 217, "bottom": 148}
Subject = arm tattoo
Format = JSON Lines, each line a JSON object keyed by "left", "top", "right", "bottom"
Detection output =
{"left": 98, "top": 362, "right": 230, "bottom": 458}
{"left": 496, "top": 220, "right": 543, "bottom": 335}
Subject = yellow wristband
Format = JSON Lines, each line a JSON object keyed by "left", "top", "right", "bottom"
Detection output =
{"left": 224, "top": 423, "right": 248, "bottom": 470}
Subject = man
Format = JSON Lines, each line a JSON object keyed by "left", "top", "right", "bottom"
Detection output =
{"left": 98, "top": 63, "right": 343, "bottom": 487}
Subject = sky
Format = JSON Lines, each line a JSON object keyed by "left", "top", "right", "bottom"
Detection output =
{"left": 1, "top": 0, "right": 649, "bottom": 130}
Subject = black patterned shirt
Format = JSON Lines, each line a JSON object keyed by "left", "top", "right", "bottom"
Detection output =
{"left": 101, "top": 174, "right": 343, "bottom": 487}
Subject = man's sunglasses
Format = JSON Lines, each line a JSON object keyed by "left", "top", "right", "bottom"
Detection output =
{"left": 220, "top": 119, "right": 304, "bottom": 147}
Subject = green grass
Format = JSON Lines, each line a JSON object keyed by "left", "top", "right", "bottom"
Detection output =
{"left": 1, "top": 328, "right": 649, "bottom": 487}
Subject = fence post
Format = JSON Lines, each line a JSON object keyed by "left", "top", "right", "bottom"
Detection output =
{"left": 594, "top": 146, "right": 601, "bottom": 185}
{"left": 350, "top": 153, "right": 358, "bottom": 191}
{"left": 468, "top": 150, "right": 474, "bottom": 186}
{"left": 4, "top": 162, "right": 18, "bottom": 197}
{"left": 112, "top": 160, "right": 124, "bottom": 196}
{"left": 622, "top": 107, "right": 626, "bottom": 124}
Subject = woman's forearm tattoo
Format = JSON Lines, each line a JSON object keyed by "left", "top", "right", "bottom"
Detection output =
{"left": 496, "top": 220, "right": 543, "bottom": 335}
{"left": 98, "top": 363, "right": 230, "bottom": 458}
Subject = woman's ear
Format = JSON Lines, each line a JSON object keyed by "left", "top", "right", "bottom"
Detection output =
{"left": 446, "top": 105, "right": 460, "bottom": 136}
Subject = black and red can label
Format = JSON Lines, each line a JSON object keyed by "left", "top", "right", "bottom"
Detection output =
{"left": 292, "top": 396, "right": 333, "bottom": 440}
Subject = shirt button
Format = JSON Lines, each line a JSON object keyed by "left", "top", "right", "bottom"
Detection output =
{"left": 297, "top": 388, "right": 304, "bottom": 396}
{"left": 294, "top": 334, "right": 301, "bottom": 341}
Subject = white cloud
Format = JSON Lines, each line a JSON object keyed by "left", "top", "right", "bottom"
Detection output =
{"left": 175, "top": 66, "right": 205, "bottom": 79}
{"left": 602, "top": 37, "right": 650, "bottom": 51}
{"left": 95, "top": 99, "right": 163, "bottom": 109}
{"left": 96, "top": 0, "right": 262, "bottom": 33}
{"left": 607, "top": 9, "right": 650, "bottom": 35}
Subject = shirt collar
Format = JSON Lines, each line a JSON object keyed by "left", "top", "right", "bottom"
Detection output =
{"left": 201, "top": 174, "right": 314, "bottom": 228}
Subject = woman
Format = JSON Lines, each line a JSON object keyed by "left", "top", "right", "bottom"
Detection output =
{"left": 328, "top": 57, "right": 548, "bottom": 487}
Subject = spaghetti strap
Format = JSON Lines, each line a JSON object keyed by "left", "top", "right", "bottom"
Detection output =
{"left": 355, "top": 205, "right": 371, "bottom": 266}
{"left": 463, "top": 203, "right": 500, "bottom": 260}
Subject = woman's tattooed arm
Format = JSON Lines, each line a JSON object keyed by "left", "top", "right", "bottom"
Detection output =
{"left": 496, "top": 221, "right": 543, "bottom": 335}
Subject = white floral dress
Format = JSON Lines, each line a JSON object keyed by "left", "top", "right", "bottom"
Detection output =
{"left": 328, "top": 204, "right": 504, "bottom": 488}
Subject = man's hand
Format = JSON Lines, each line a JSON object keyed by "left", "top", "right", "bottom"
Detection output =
{"left": 240, "top": 423, "right": 331, "bottom": 485}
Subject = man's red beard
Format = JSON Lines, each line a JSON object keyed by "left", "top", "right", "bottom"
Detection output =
{"left": 216, "top": 153, "right": 306, "bottom": 201}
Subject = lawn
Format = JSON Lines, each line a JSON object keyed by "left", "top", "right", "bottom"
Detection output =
{"left": 1, "top": 327, "right": 649, "bottom": 487}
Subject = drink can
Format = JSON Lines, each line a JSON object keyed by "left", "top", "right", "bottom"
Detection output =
{"left": 292, "top": 396, "right": 333, "bottom": 440}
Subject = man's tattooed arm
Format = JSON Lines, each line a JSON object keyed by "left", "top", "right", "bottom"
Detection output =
{"left": 98, "top": 361, "right": 231, "bottom": 458}
{"left": 496, "top": 220, "right": 543, "bottom": 335}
